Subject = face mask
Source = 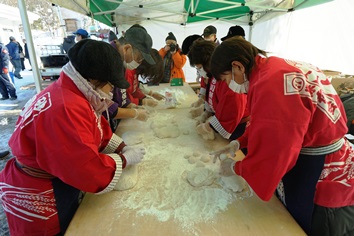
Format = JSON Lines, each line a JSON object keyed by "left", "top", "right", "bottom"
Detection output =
{"left": 197, "top": 67, "right": 208, "bottom": 78}
{"left": 228, "top": 67, "right": 249, "bottom": 94}
{"left": 123, "top": 48, "right": 141, "bottom": 70}
{"left": 96, "top": 87, "right": 113, "bottom": 100}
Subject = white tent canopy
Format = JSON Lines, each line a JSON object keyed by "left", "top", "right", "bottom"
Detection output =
{"left": 251, "top": 0, "right": 354, "bottom": 76}
{"left": 18, "top": 0, "right": 354, "bottom": 90}
{"left": 112, "top": 0, "right": 353, "bottom": 82}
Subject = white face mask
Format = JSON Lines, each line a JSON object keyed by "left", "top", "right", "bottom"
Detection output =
{"left": 96, "top": 87, "right": 113, "bottom": 100}
{"left": 123, "top": 48, "right": 141, "bottom": 70}
{"left": 228, "top": 68, "right": 249, "bottom": 94}
{"left": 197, "top": 67, "right": 208, "bottom": 78}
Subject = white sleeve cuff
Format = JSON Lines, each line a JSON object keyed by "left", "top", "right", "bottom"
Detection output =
{"left": 102, "top": 134, "right": 124, "bottom": 154}
{"left": 95, "top": 153, "right": 123, "bottom": 195}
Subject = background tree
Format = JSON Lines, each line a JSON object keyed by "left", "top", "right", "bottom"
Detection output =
{"left": 0, "top": 0, "right": 60, "bottom": 34}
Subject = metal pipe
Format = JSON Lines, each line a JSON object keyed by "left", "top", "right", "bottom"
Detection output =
{"left": 18, "top": 0, "right": 42, "bottom": 92}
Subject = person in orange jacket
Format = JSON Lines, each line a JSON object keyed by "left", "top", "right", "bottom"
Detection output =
{"left": 159, "top": 32, "right": 186, "bottom": 83}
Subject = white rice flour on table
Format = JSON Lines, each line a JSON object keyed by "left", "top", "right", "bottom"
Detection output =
{"left": 113, "top": 109, "right": 252, "bottom": 235}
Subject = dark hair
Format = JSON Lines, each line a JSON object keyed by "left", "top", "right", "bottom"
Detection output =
{"left": 166, "top": 32, "right": 176, "bottom": 42}
{"left": 136, "top": 49, "right": 164, "bottom": 84}
{"left": 188, "top": 39, "right": 215, "bottom": 72}
{"left": 181, "top": 34, "right": 203, "bottom": 55}
{"left": 210, "top": 37, "right": 267, "bottom": 80}
{"left": 108, "top": 30, "right": 118, "bottom": 42}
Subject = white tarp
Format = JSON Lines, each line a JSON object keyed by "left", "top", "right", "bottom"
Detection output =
{"left": 120, "top": 0, "right": 353, "bottom": 82}
{"left": 251, "top": 0, "right": 354, "bottom": 76}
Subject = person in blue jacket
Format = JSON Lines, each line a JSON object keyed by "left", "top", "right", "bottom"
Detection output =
{"left": 6, "top": 36, "right": 22, "bottom": 79}
{"left": 0, "top": 36, "right": 17, "bottom": 100}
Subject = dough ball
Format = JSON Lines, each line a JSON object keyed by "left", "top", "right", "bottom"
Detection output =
{"left": 153, "top": 125, "right": 180, "bottom": 139}
{"left": 121, "top": 131, "right": 144, "bottom": 145}
{"left": 200, "top": 155, "right": 211, "bottom": 163}
{"left": 114, "top": 165, "right": 139, "bottom": 191}
{"left": 184, "top": 154, "right": 191, "bottom": 159}
{"left": 187, "top": 167, "right": 216, "bottom": 187}
{"left": 192, "top": 151, "right": 201, "bottom": 157}
{"left": 217, "top": 175, "right": 246, "bottom": 193}
{"left": 195, "top": 161, "right": 205, "bottom": 168}
{"left": 188, "top": 156, "right": 198, "bottom": 164}
{"left": 150, "top": 121, "right": 165, "bottom": 130}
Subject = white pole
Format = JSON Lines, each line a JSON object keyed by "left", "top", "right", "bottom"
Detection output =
{"left": 249, "top": 24, "right": 253, "bottom": 42}
{"left": 54, "top": 4, "right": 67, "bottom": 38}
{"left": 17, "top": 0, "right": 43, "bottom": 93}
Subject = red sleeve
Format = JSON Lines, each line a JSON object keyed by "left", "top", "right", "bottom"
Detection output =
{"left": 200, "top": 77, "right": 206, "bottom": 88}
{"left": 209, "top": 80, "right": 247, "bottom": 139}
{"left": 125, "top": 69, "right": 146, "bottom": 101}
{"left": 234, "top": 74, "right": 308, "bottom": 201}
{"left": 132, "top": 87, "right": 146, "bottom": 101}
{"left": 125, "top": 69, "right": 135, "bottom": 96}
{"left": 234, "top": 56, "right": 349, "bottom": 202}
{"left": 34, "top": 101, "right": 122, "bottom": 193}
{"left": 100, "top": 116, "right": 126, "bottom": 153}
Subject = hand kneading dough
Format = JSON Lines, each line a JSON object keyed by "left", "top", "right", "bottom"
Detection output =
{"left": 114, "top": 165, "right": 139, "bottom": 191}
{"left": 217, "top": 175, "right": 246, "bottom": 193}
{"left": 187, "top": 167, "right": 216, "bottom": 187}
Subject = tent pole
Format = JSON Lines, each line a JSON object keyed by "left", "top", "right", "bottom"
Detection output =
{"left": 248, "top": 11, "right": 254, "bottom": 43}
{"left": 17, "top": 0, "right": 43, "bottom": 93}
{"left": 249, "top": 25, "right": 253, "bottom": 42}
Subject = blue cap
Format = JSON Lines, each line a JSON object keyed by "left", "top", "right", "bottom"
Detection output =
{"left": 73, "top": 29, "right": 89, "bottom": 38}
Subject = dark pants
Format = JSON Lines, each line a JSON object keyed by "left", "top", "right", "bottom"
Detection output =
{"left": 0, "top": 73, "right": 17, "bottom": 98}
{"left": 277, "top": 154, "right": 326, "bottom": 234}
{"left": 230, "top": 121, "right": 247, "bottom": 140}
{"left": 311, "top": 204, "right": 354, "bottom": 236}
{"left": 20, "top": 58, "right": 25, "bottom": 70}
{"left": 52, "top": 178, "right": 83, "bottom": 235}
{"left": 10, "top": 59, "right": 22, "bottom": 78}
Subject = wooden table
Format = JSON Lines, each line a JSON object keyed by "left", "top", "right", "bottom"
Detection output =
{"left": 65, "top": 84, "right": 305, "bottom": 236}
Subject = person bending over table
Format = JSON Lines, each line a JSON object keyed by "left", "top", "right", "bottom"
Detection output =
{"left": 187, "top": 39, "right": 250, "bottom": 142}
{"left": 212, "top": 37, "right": 354, "bottom": 235}
{"left": 0, "top": 39, "right": 146, "bottom": 235}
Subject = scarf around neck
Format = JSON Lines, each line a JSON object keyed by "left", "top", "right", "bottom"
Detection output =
{"left": 62, "top": 62, "right": 114, "bottom": 115}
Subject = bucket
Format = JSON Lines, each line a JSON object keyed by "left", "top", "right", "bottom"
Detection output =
{"left": 9, "top": 72, "right": 15, "bottom": 84}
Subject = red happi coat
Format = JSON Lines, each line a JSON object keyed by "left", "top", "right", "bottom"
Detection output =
{"left": 125, "top": 69, "right": 146, "bottom": 105}
{"left": 235, "top": 56, "right": 354, "bottom": 208}
{"left": 0, "top": 72, "right": 125, "bottom": 235}
{"left": 204, "top": 76, "right": 249, "bottom": 139}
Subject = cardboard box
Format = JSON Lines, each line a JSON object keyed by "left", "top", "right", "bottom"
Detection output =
{"left": 322, "top": 70, "right": 342, "bottom": 77}
{"left": 330, "top": 76, "right": 354, "bottom": 95}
